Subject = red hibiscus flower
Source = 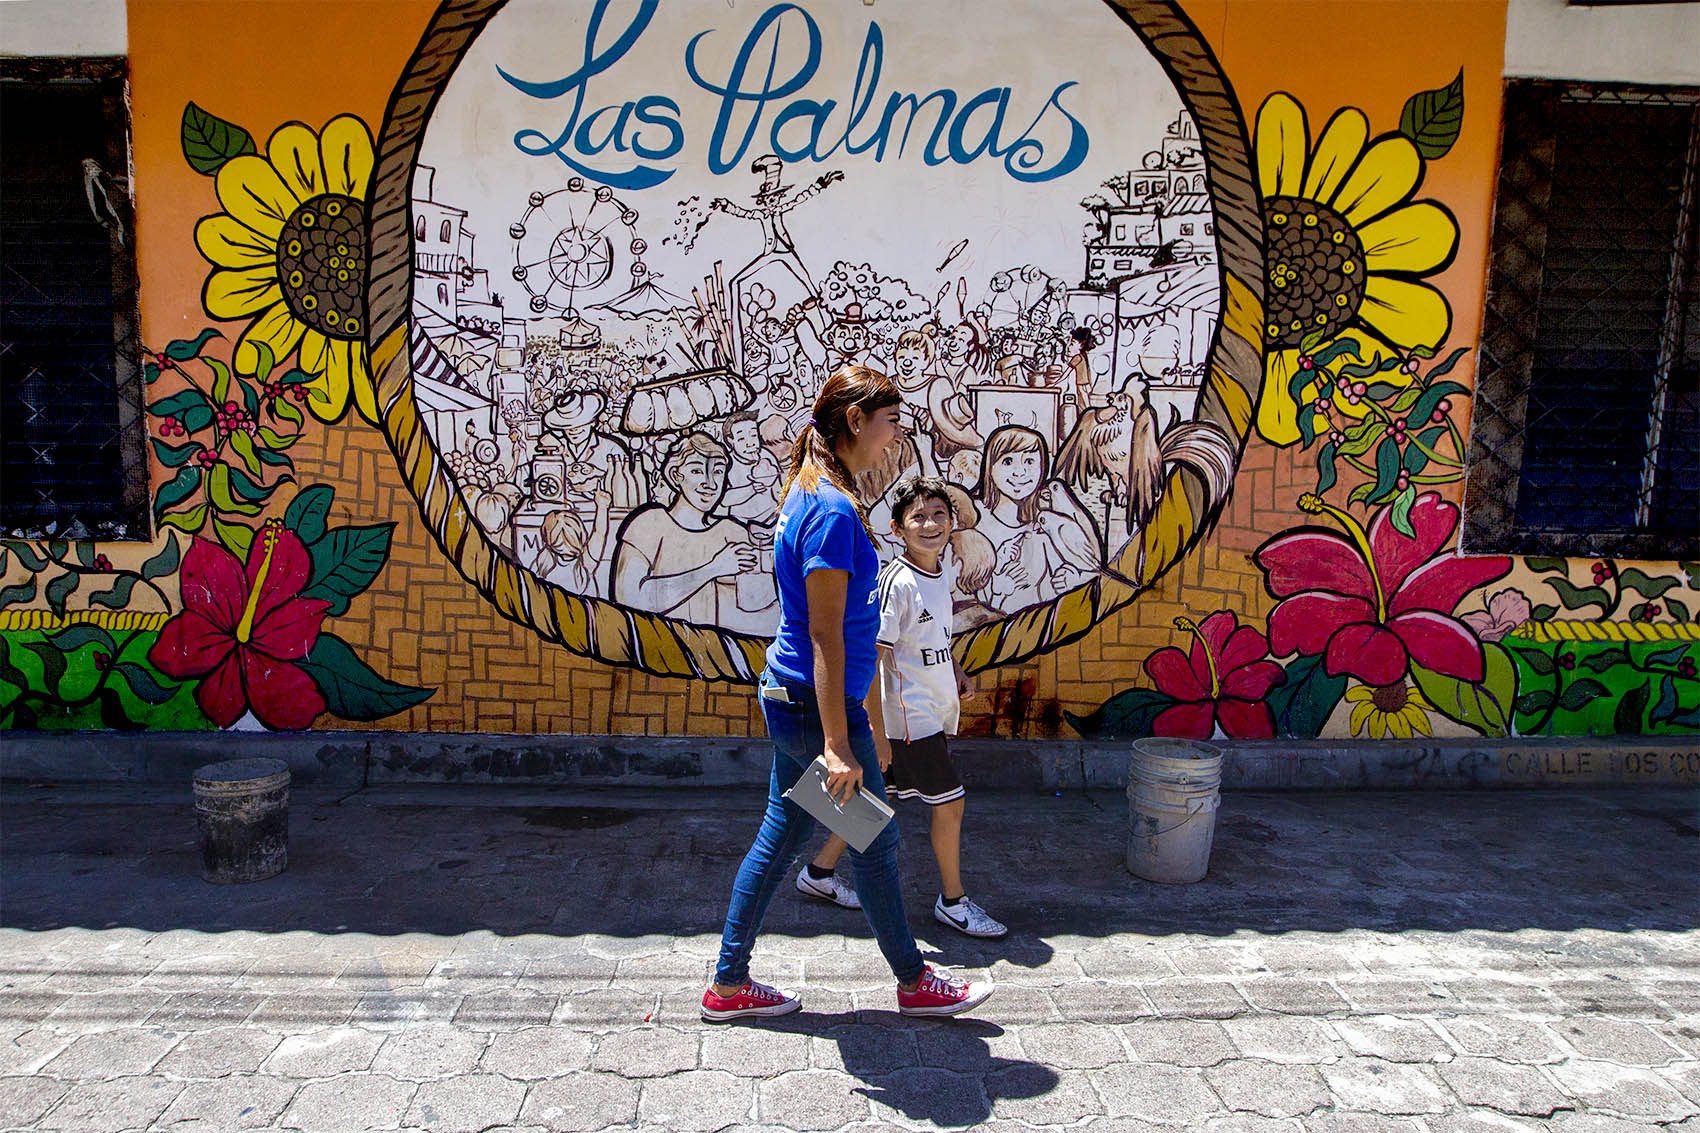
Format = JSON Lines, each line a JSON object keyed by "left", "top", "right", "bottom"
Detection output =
{"left": 1254, "top": 492, "right": 1511, "bottom": 686}
{"left": 149, "top": 519, "right": 331, "bottom": 729}
{"left": 1145, "top": 611, "right": 1285, "bottom": 739}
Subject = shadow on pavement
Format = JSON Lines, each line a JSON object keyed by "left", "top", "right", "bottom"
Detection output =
{"left": 1, "top": 783, "right": 1695, "bottom": 943}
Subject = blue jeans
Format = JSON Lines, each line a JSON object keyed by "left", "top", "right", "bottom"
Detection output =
{"left": 714, "top": 670, "right": 925, "bottom": 988}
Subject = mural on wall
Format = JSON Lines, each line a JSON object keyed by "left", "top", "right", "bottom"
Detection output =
{"left": 359, "top": 0, "right": 1266, "bottom": 683}
{"left": 1070, "top": 81, "right": 1700, "bottom": 743}
{"left": 0, "top": 114, "right": 430, "bottom": 730}
{"left": 4, "top": 0, "right": 1693, "bottom": 742}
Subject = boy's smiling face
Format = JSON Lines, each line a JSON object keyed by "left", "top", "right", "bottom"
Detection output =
{"left": 892, "top": 493, "right": 954, "bottom": 564}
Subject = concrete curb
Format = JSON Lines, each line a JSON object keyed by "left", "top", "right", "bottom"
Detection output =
{"left": 3, "top": 731, "right": 1695, "bottom": 790}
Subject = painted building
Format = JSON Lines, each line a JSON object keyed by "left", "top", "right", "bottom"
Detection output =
{"left": 1, "top": 0, "right": 1696, "bottom": 780}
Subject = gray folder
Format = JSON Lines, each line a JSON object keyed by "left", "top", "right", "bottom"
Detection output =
{"left": 782, "top": 755, "right": 896, "bottom": 853}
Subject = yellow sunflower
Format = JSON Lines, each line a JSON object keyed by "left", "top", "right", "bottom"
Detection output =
{"left": 1345, "top": 682, "right": 1434, "bottom": 740}
{"left": 195, "top": 115, "right": 378, "bottom": 424}
{"left": 1253, "top": 93, "right": 1460, "bottom": 447}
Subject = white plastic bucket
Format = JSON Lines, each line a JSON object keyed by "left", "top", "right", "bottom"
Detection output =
{"left": 1126, "top": 738, "right": 1223, "bottom": 884}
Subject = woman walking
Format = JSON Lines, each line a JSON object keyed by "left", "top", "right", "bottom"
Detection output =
{"left": 703, "top": 365, "right": 994, "bottom": 1022}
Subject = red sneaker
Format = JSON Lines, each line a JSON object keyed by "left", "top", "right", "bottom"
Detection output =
{"left": 700, "top": 979, "right": 801, "bottom": 1022}
{"left": 897, "top": 964, "right": 995, "bottom": 1017}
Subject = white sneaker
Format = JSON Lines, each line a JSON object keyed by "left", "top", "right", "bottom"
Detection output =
{"left": 796, "top": 869, "right": 862, "bottom": 909}
{"left": 934, "top": 895, "right": 1008, "bottom": 939}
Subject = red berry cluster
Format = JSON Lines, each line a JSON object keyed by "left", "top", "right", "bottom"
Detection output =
{"left": 1557, "top": 653, "right": 1576, "bottom": 670}
{"left": 194, "top": 449, "right": 220, "bottom": 470}
{"left": 1637, "top": 603, "right": 1663, "bottom": 622}
{"left": 1591, "top": 561, "right": 1615, "bottom": 585}
{"left": 92, "top": 553, "right": 112, "bottom": 571}
{"left": 159, "top": 417, "right": 188, "bottom": 438}
{"left": 214, "top": 401, "right": 258, "bottom": 436}
{"left": 93, "top": 652, "right": 111, "bottom": 671}
{"left": 1679, "top": 658, "right": 1697, "bottom": 678}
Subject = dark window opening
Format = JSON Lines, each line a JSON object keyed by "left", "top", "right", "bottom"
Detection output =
{"left": 0, "top": 58, "right": 147, "bottom": 540}
{"left": 1464, "top": 80, "right": 1699, "bottom": 558}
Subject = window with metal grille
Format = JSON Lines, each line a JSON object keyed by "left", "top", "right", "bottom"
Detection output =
{"left": 1463, "top": 80, "right": 1699, "bottom": 559}
{"left": 0, "top": 58, "right": 148, "bottom": 540}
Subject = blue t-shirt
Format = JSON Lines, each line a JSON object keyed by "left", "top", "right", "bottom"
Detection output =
{"left": 765, "top": 481, "right": 881, "bottom": 700}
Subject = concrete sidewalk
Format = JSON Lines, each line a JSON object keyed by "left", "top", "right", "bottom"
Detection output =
{"left": 0, "top": 782, "right": 1696, "bottom": 1131}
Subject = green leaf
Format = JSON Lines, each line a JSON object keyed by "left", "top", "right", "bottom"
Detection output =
{"left": 238, "top": 375, "right": 261, "bottom": 419}
{"left": 1616, "top": 567, "right": 1679, "bottom": 600}
{"left": 1530, "top": 604, "right": 1558, "bottom": 621}
{"left": 1315, "top": 440, "right": 1339, "bottom": 495}
{"left": 44, "top": 571, "right": 79, "bottom": 617}
{"left": 303, "top": 524, "right": 394, "bottom": 615}
{"left": 227, "top": 462, "right": 286, "bottom": 503}
{"left": 250, "top": 341, "right": 276, "bottom": 384}
{"left": 140, "top": 534, "right": 181, "bottom": 581}
{"left": 1525, "top": 557, "right": 1568, "bottom": 574}
{"left": 160, "top": 504, "right": 209, "bottom": 534}
{"left": 153, "top": 465, "right": 203, "bottom": 521}
{"left": 229, "top": 429, "right": 263, "bottom": 477}
{"left": 180, "top": 102, "right": 256, "bottom": 175}
{"left": 207, "top": 464, "right": 263, "bottom": 516}
{"left": 47, "top": 540, "right": 68, "bottom": 562}
{"left": 1389, "top": 484, "right": 1417, "bottom": 537}
{"left": 1412, "top": 642, "right": 1516, "bottom": 736}
{"left": 23, "top": 640, "right": 68, "bottom": 696}
{"left": 1515, "top": 689, "right": 1553, "bottom": 714}
{"left": 1348, "top": 481, "right": 1376, "bottom": 506}
{"left": 1666, "top": 597, "right": 1691, "bottom": 624}
{"left": 1266, "top": 653, "right": 1346, "bottom": 738}
{"left": 1424, "top": 347, "right": 1472, "bottom": 381}
{"left": 1614, "top": 681, "right": 1651, "bottom": 734}
{"left": 148, "top": 390, "right": 210, "bottom": 420}
{"left": 110, "top": 661, "right": 176, "bottom": 705}
{"left": 213, "top": 514, "right": 256, "bottom": 561}
{"left": 0, "top": 637, "right": 29, "bottom": 691}
{"left": 47, "top": 624, "right": 115, "bottom": 655}
{"left": 1339, "top": 420, "right": 1385, "bottom": 457}
{"left": 1507, "top": 642, "right": 1556, "bottom": 674}
{"left": 1579, "top": 647, "right": 1629, "bottom": 673}
{"left": 257, "top": 425, "right": 298, "bottom": 451}
{"left": 1, "top": 540, "right": 47, "bottom": 572}
{"left": 1402, "top": 426, "right": 1447, "bottom": 476}
{"left": 1681, "top": 561, "right": 1700, "bottom": 589}
{"left": 256, "top": 447, "right": 293, "bottom": 469}
{"left": 1311, "top": 338, "right": 1360, "bottom": 367}
{"left": 208, "top": 357, "right": 232, "bottom": 405}
{"left": 1399, "top": 68, "right": 1465, "bottom": 160}
{"left": 298, "top": 632, "right": 433, "bottom": 722}
{"left": 1650, "top": 674, "right": 1679, "bottom": 725}
{"left": 1545, "top": 576, "right": 1611, "bottom": 614}
{"left": 163, "top": 327, "right": 222, "bottom": 361}
{"left": 1409, "top": 379, "right": 1468, "bottom": 426}
{"left": 1063, "top": 686, "right": 1173, "bottom": 739}
{"left": 144, "top": 361, "right": 161, "bottom": 385}
{"left": 73, "top": 542, "right": 95, "bottom": 567}
{"left": 286, "top": 484, "right": 336, "bottom": 544}
{"left": 150, "top": 437, "right": 201, "bottom": 468}
{"left": 1643, "top": 643, "right": 1693, "bottom": 669}
{"left": 88, "top": 574, "right": 139, "bottom": 609}
{"left": 1556, "top": 678, "right": 1609, "bottom": 712}
{"left": 1371, "top": 435, "right": 1402, "bottom": 502}
{"left": 0, "top": 575, "right": 39, "bottom": 609}
{"left": 272, "top": 396, "right": 305, "bottom": 427}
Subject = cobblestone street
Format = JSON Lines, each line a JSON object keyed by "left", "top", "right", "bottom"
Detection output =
{"left": 1, "top": 784, "right": 1696, "bottom": 1131}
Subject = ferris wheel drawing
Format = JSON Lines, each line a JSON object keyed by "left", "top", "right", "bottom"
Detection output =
{"left": 509, "top": 179, "right": 649, "bottom": 346}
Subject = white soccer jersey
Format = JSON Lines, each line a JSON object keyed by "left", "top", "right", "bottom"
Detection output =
{"left": 876, "top": 555, "right": 960, "bottom": 741}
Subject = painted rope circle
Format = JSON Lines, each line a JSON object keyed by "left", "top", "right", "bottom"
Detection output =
{"left": 364, "top": 0, "right": 1265, "bottom": 683}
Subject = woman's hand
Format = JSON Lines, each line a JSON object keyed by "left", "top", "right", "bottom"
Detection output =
{"left": 822, "top": 741, "right": 863, "bottom": 805}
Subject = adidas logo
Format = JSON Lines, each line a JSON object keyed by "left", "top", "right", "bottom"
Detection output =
{"left": 918, "top": 609, "right": 934, "bottom": 623}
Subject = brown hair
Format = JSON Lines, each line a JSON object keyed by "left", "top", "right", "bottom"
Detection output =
{"left": 978, "top": 425, "right": 1049, "bottom": 526}
{"left": 780, "top": 364, "right": 902, "bottom": 538}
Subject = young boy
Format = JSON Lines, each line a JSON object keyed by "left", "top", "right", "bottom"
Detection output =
{"left": 794, "top": 476, "right": 1009, "bottom": 939}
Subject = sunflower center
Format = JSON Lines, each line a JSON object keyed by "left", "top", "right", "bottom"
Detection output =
{"left": 1263, "top": 195, "right": 1365, "bottom": 349}
{"left": 1370, "top": 683, "right": 1409, "bottom": 713}
{"left": 277, "top": 195, "right": 365, "bottom": 341}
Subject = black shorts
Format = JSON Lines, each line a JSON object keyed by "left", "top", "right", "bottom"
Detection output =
{"left": 885, "top": 732, "right": 963, "bottom": 805}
